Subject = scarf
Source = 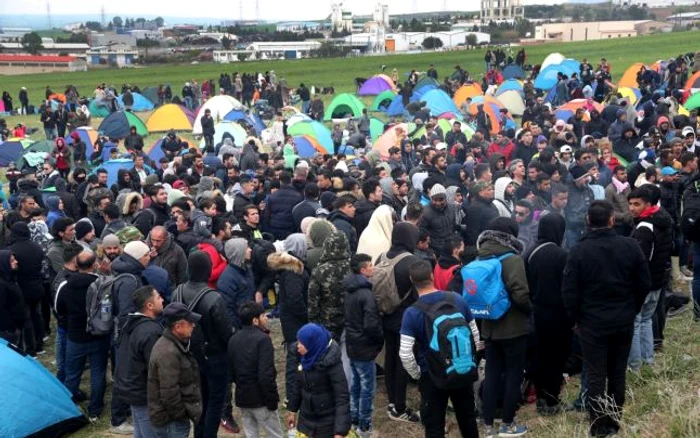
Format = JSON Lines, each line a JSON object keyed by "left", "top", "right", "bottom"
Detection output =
{"left": 297, "top": 323, "right": 331, "bottom": 371}
{"left": 612, "top": 176, "right": 630, "bottom": 194}
{"left": 640, "top": 205, "right": 660, "bottom": 219}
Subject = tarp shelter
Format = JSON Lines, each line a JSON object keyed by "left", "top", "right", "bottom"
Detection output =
{"left": 685, "top": 71, "right": 700, "bottom": 94}
{"left": 453, "top": 83, "right": 483, "bottom": 108}
{"left": 422, "top": 89, "right": 462, "bottom": 120}
{"left": 192, "top": 95, "right": 243, "bottom": 134}
{"left": 373, "top": 123, "right": 412, "bottom": 158}
{"left": 65, "top": 126, "right": 98, "bottom": 157}
{"left": 386, "top": 95, "right": 406, "bottom": 117}
{"left": 619, "top": 63, "right": 645, "bottom": 88}
{"left": 370, "top": 117, "right": 385, "bottom": 142}
{"left": 95, "top": 159, "right": 134, "bottom": 187}
{"left": 0, "top": 340, "right": 87, "bottom": 437}
{"left": 117, "top": 92, "right": 155, "bottom": 112}
{"left": 286, "top": 113, "right": 312, "bottom": 127}
{"left": 502, "top": 64, "right": 526, "bottom": 80}
{"left": 200, "top": 121, "right": 247, "bottom": 149}
{"left": 98, "top": 111, "right": 148, "bottom": 139}
{"left": 324, "top": 93, "right": 366, "bottom": 120}
{"left": 17, "top": 139, "right": 54, "bottom": 169}
{"left": 370, "top": 90, "right": 398, "bottom": 112}
{"left": 358, "top": 75, "right": 396, "bottom": 96}
{"left": 141, "top": 86, "right": 160, "bottom": 106}
{"left": 0, "top": 137, "right": 32, "bottom": 166}
{"left": 497, "top": 90, "right": 526, "bottom": 116}
{"left": 684, "top": 92, "right": 700, "bottom": 111}
{"left": 88, "top": 99, "right": 111, "bottom": 118}
{"left": 147, "top": 104, "right": 195, "bottom": 132}
{"left": 287, "top": 120, "right": 334, "bottom": 152}
{"left": 223, "top": 109, "right": 266, "bottom": 135}
{"left": 541, "top": 53, "right": 565, "bottom": 70}
{"left": 495, "top": 79, "right": 523, "bottom": 96}
{"left": 147, "top": 138, "right": 167, "bottom": 163}
{"left": 293, "top": 135, "right": 330, "bottom": 157}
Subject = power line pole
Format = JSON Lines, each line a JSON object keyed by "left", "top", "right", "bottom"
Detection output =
{"left": 46, "top": 1, "right": 52, "bottom": 30}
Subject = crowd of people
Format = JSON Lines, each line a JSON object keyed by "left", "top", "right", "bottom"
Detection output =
{"left": 1, "top": 51, "right": 700, "bottom": 438}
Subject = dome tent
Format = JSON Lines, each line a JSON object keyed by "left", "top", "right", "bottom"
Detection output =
{"left": 421, "top": 89, "right": 462, "bottom": 120}
{"left": 287, "top": 120, "right": 334, "bottom": 152}
{"left": 192, "top": 95, "right": 244, "bottom": 134}
{"left": 324, "top": 93, "right": 366, "bottom": 120}
{"left": 358, "top": 75, "right": 396, "bottom": 96}
{"left": 117, "top": 92, "right": 155, "bottom": 112}
{"left": 371, "top": 90, "right": 398, "bottom": 112}
{"left": 200, "top": 121, "right": 248, "bottom": 149}
{"left": 146, "top": 104, "right": 195, "bottom": 132}
{"left": 88, "top": 99, "right": 111, "bottom": 118}
{"left": 98, "top": 111, "right": 148, "bottom": 139}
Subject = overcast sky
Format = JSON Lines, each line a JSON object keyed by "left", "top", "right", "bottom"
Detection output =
{"left": 3, "top": 0, "right": 558, "bottom": 22}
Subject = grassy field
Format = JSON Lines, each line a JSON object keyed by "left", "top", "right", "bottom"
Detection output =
{"left": 2, "top": 30, "right": 698, "bottom": 107}
{"left": 35, "top": 286, "right": 700, "bottom": 438}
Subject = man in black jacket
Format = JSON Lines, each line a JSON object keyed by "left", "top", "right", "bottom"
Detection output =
{"left": 114, "top": 286, "right": 164, "bottom": 437}
{"left": 343, "top": 254, "right": 383, "bottom": 436}
{"left": 627, "top": 186, "right": 672, "bottom": 371}
{"left": 292, "top": 183, "right": 321, "bottom": 232}
{"left": 133, "top": 185, "right": 170, "bottom": 237}
{"left": 464, "top": 181, "right": 499, "bottom": 246}
{"left": 329, "top": 196, "right": 358, "bottom": 252}
{"left": 354, "top": 178, "right": 383, "bottom": 236}
{"left": 562, "top": 201, "right": 651, "bottom": 437}
{"left": 265, "top": 171, "right": 303, "bottom": 240}
{"left": 523, "top": 213, "right": 572, "bottom": 414}
{"left": 420, "top": 184, "right": 455, "bottom": 255}
{"left": 228, "top": 301, "right": 282, "bottom": 437}
{"left": 173, "top": 251, "right": 235, "bottom": 437}
{"left": 201, "top": 109, "right": 215, "bottom": 150}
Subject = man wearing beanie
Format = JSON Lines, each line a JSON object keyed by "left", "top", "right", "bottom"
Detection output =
{"left": 477, "top": 217, "right": 532, "bottom": 437}
{"left": 74, "top": 220, "right": 96, "bottom": 253}
{"left": 173, "top": 251, "right": 236, "bottom": 437}
{"left": 565, "top": 166, "right": 594, "bottom": 249}
{"left": 420, "top": 183, "right": 455, "bottom": 255}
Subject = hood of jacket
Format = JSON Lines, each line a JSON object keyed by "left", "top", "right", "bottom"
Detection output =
{"left": 46, "top": 195, "right": 61, "bottom": 212}
{"left": 307, "top": 219, "right": 335, "bottom": 248}
{"left": 116, "top": 191, "right": 143, "bottom": 216}
{"left": 437, "top": 254, "right": 460, "bottom": 269}
{"left": 477, "top": 229, "right": 524, "bottom": 256}
{"left": 112, "top": 253, "right": 145, "bottom": 276}
{"left": 117, "top": 169, "right": 131, "bottom": 186}
{"left": 621, "top": 122, "right": 637, "bottom": 136}
{"left": 0, "top": 250, "right": 13, "bottom": 281}
{"left": 580, "top": 135, "right": 593, "bottom": 148}
{"left": 319, "top": 231, "right": 350, "bottom": 264}
{"left": 494, "top": 176, "right": 513, "bottom": 202}
{"left": 267, "top": 251, "right": 304, "bottom": 275}
{"left": 445, "top": 163, "right": 462, "bottom": 182}
{"left": 488, "top": 152, "right": 506, "bottom": 171}
{"left": 342, "top": 273, "right": 372, "bottom": 294}
{"left": 224, "top": 237, "right": 248, "bottom": 268}
{"left": 379, "top": 177, "right": 395, "bottom": 197}
{"left": 389, "top": 222, "right": 419, "bottom": 254}
{"left": 283, "top": 233, "right": 308, "bottom": 262}
{"left": 17, "top": 178, "right": 39, "bottom": 192}
{"left": 537, "top": 212, "right": 566, "bottom": 246}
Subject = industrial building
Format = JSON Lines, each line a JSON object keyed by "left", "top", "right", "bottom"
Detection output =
{"left": 531, "top": 20, "right": 672, "bottom": 42}
{"left": 665, "top": 12, "right": 700, "bottom": 26}
{"left": 86, "top": 44, "right": 138, "bottom": 67}
{"left": 0, "top": 54, "right": 87, "bottom": 75}
{"left": 480, "top": 0, "right": 524, "bottom": 21}
{"left": 344, "top": 30, "right": 490, "bottom": 52}
{"left": 213, "top": 41, "right": 322, "bottom": 62}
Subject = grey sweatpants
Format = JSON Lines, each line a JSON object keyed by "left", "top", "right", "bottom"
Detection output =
{"left": 240, "top": 407, "right": 283, "bottom": 438}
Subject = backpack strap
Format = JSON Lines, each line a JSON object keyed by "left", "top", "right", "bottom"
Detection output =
{"left": 527, "top": 242, "right": 555, "bottom": 265}
{"left": 173, "top": 284, "right": 213, "bottom": 313}
{"left": 496, "top": 253, "right": 515, "bottom": 262}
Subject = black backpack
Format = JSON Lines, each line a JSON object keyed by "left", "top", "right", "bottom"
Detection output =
{"left": 172, "top": 284, "right": 214, "bottom": 363}
{"left": 681, "top": 181, "right": 700, "bottom": 242}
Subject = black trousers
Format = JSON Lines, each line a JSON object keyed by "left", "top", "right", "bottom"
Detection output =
{"left": 383, "top": 329, "right": 409, "bottom": 412}
{"left": 41, "top": 282, "right": 52, "bottom": 334}
{"left": 652, "top": 284, "right": 667, "bottom": 348}
{"left": 535, "top": 313, "right": 572, "bottom": 406}
{"left": 579, "top": 324, "right": 634, "bottom": 436}
{"left": 22, "top": 297, "right": 44, "bottom": 354}
{"left": 482, "top": 336, "right": 527, "bottom": 426}
{"left": 419, "top": 374, "right": 478, "bottom": 438}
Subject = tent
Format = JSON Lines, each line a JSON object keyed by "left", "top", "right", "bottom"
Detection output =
{"left": 287, "top": 120, "right": 334, "bottom": 152}
{"left": 358, "top": 75, "right": 396, "bottom": 95}
{"left": 453, "top": 83, "right": 483, "bottom": 107}
{"left": 415, "top": 76, "right": 440, "bottom": 89}
{"left": 200, "top": 121, "right": 248, "bottom": 149}
{"left": 370, "top": 90, "right": 398, "bottom": 112}
{"left": 0, "top": 340, "right": 87, "bottom": 437}
{"left": 65, "top": 126, "right": 98, "bottom": 157}
{"left": 287, "top": 113, "right": 312, "bottom": 127}
{"left": 48, "top": 93, "right": 66, "bottom": 103}
{"left": 192, "top": 95, "right": 243, "bottom": 134}
{"left": 685, "top": 71, "right": 700, "bottom": 94}
{"left": 410, "top": 84, "right": 438, "bottom": 103}
{"left": 386, "top": 95, "right": 406, "bottom": 117}
{"left": 293, "top": 135, "right": 330, "bottom": 157}
{"left": 147, "top": 138, "right": 167, "bottom": 163}
{"left": 615, "top": 86, "right": 642, "bottom": 105}
{"left": 96, "top": 159, "right": 134, "bottom": 187}
{"left": 281, "top": 105, "right": 300, "bottom": 117}
{"left": 147, "top": 104, "right": 195, "bottom": 132}
{"left": 141, "top": 86, "right": 160, "bottom": 105}
{"left": 495, "top": 79, "right": 523, "bottom": 96}
{"left": 98, "top": 111, "right": 148, "bottom": 139}
{"left": 88, "top": 99, "right": 111, "bottom": 118}
{"left": 619, "top": 63, "right": 645, "bottom": 88}
{"left": 223, "top": 109, "right": 266, "bottom": 135}
{"left": 411, "top": 119, "right": 455, "bottom": 140}
{"left": 117, "top": 92, "right": 155, "bottom": 112}
{"left": 468, "top": 96, "right": 510, "bottom": 135}
{"left": 497, "top": 90, "right": 526, "bottom": 116}
{"left": 502, "top": 64, "right": 526, "bottom": 80}
{"left": 373, "top": 123, "right": 412, "bottom": 158}
{"left": 541, "top": 52, "right": 565, "bottom": 70}
{"left": 534, "top": 66, "right": 562, "bottom": 90}
{"left": 324, "top": 93, "right": 366, "bottom": 120}
{"left": 557, "top": 99, "right": 605, "bottom": 114}
{"left": 684, "top": 93, "right": 700, "bottom": 111}
{"left": 17, "top": 139, "right": 54, "bottom": 169}
{"left": 0, "top": 137, "right": 33, "bottom": 166}
{"left": 422, "top": 89, "right": 462, "bottom": 120}
{"left": 370, "top": 117, "right": 386, "bottom": 142}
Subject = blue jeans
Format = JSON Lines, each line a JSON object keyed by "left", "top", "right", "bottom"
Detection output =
{"left": 693, "top": 243, "right": 700, "bottom": 314}
{"left": 55, "top": 326, "right": 67, "bottom": 383}
{"left": 302, "top": 100, "right": 310, "bottom": 114}
{"left": 195, "top": 353, "right": 229, "bottom": 438}
{"left": 131, "top": 405, "right": 156, "bottom": 438}
{"left": 154, "top": 419, "right": 190, "bottom": 438}
{"left": 64, "top": 337, "right": 110, "bottom": 417}
{"left": 565, "top": 228, "right": 584, "bottom": 250}
{"left": 350, "top": 360, "right": 376, "bottom": 431}
{"left": 628, "top": 289, "right": 661, "bottom": 370}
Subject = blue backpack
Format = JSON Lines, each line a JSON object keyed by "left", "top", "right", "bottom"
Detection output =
{"left": 460, "top": 253, "right": 514, "bottom": 320}
{"left": 413, "top": 294, "right": 476, "bottom": 389}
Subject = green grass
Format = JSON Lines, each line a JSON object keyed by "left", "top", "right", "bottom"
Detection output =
{"left": 2, "top": 30, "right": 698, "bottom": 108}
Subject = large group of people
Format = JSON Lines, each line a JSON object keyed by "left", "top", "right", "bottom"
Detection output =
{"left": 1, "top": 50, "right": 700, "bottom": 438}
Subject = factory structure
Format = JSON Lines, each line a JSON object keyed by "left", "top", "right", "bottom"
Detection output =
{"left": 480, "top": 0, "right": 525, "bottom": 22}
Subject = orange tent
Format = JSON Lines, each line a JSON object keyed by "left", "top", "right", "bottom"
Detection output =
{"left": 453, "top": 83, "right": 483, "bottom": 107}
{"left": 372, "top": 123, "right": 410, "bottom": 158}
{"left": 685, "top": 71, "right": 700, "bottom": 93}
{"left": 618, "top": 63, "right": 645, "bottom": 88}
{"left": 469, "top": 97, "right": 506, "bottom": 135}
{"left": 48, "top": 93, "right": 66, "bottom": 103}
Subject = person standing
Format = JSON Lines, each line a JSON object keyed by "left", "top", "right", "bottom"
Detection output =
{"left": 201, "top": 109, "right": 215, "bottom": 151}
{"left": 18, "top": 87, "right": 29, "bottom": 115}
{"left": 562, "top": 201, "right": 651, "bottom": 437}
{"left": 114, "top": 286, "right": 164, "bottom": 438}
{"left": 0, "top": 250, "right": 25, "bottom": 346}
{"left": 40, "top": 107, "right": 57, "bottom": 140}
{"left": 148, "top": 302, "right": 203, "bottom": 438}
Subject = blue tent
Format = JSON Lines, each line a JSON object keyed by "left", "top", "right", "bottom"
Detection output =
{"left": 223, "top": 109, "right": 266, "bottom": 135}
{"left": 410, "top": 84, "right": 438, "bottom": 102}
{"left": 94, "top": 159, "right": 134, "bottom": 187}
{"left": 502, "top": 64, "right": 526, "bottom": 80}
{"left": 560, "top": 58, "right": 581, "bottom": 74}
{"left": 117, "top": 92, "right": 155, "bottom": 112}
{"left": 422, "top": 89, "right": 462, "bottom": 119}
{"left": 544, "top": 87, "right": 557, "bottom": 104}
{"left": 386, "top": 95, "right": 406, "bottom": 117}
{"left": 534, "top": 66, "right": 561, "bottom": 90}
{"left": 0, "top": 339, "right": 87, "bottom": 436}
{"left": 147, "top": 138, "right": 167, "bottom": 163}
{"left": 495, "top": 79, "right": 523, "bottom": 96}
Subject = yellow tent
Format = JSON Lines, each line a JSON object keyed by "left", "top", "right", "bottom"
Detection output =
{"left": 618, "top": 63, "right": 645, "bottom": 88}
{"left": 146, "top": 104, "right": 195, "bottom": 132}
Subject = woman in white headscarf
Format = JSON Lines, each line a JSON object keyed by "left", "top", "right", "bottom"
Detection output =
{"left": 357, "top": 204, "right": 395, "bottom": 263}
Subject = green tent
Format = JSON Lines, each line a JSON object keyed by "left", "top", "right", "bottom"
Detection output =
{"left": 370, "top": 118, "right": 385, "bottom": 142}
{"left": 370, "top": 90, "right": 397, "bottom": 112}
{"left": 415, "top": 75, "right": 440, "bottom": 90}
{"left": 324, "top": 93, "right": 366, "bottom": 121}
{"left": 88, "top": 99, "right": 111, "bottom": 118}
{"left": 410, "top": 119, "right": 454, "bottom": 140}
{"left": 17, "top": 140, "right": 54, "bottom": 169}
{"left": 685, "top": 93, "right": 700, "bottom": 111}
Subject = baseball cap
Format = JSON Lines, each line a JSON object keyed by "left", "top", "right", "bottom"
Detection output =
{"left": 435, "top": 142, "right": 447, "bottom": 151}
{"left": 173, "top": 180, "right": 187, "bottom": 190}
{"left": 560, "top": 145, "right": 573, "bottom": 154}
{"left": 682, "top": 126, "right": 696, "bottom": 137}
{"left": 162, "top": 302, "right": 201, "bottom": 324}
{"left": 661, "top": 166, "right": 678, "bottom": 176}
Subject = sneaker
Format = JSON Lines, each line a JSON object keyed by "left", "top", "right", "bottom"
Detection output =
{"left": 88, "top": 416, "right": 99, "bottom": 424}
{"left": 667, "top": 303, "right": 689, "bottom": 318}
{"left": 220, "top": 416, "right": 240, "bottom": 434}
{"left": 109, "top": 422, "right": 134, "bottom": 435}
{"left": 42, "top": 335, "right": 50, "bottom": 342}
{"left": 498, "top": 422, "right": 527, "bottom": 437}
{"left": 357, "top": 427, "right": 373, "bottom": 438}
{"left": 385, "top": 403, "right": 395, "bottom": 416}
{"left": 387, "top": 406, "right": 420, "bottom": 424}
{"left": 35, "top": 349, "right": 47, "bottom": 355}
{"left": 484, "top": 425, "right": 497, "bottom": 438}
{"left": 680, "top": 267, "right": 694, "bottom": 279}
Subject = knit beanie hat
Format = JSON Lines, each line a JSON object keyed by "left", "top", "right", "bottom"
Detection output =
{"left": 74, "top": 220, "right": 94, "bottom": 241}
{"left": 102, "top": 234, "right": 121, "bottom": 248}
{"left": 124, "top": 241, "right": 150, "bottom": 260}
{"left": 429, "top": 183, "right": 446, "bottom": 198}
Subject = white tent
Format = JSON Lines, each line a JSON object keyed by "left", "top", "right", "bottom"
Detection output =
{"left": 496, "top": 90, "right": 526, "bottom": 116}
{"left": 192, "top": 95, "right": 243, "bottom": 134}
{"left": 541, "top": 52, "right": 566, "bottom": 71}
{"left": 199, "top": 121, "right": 248, "bottom": 148}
